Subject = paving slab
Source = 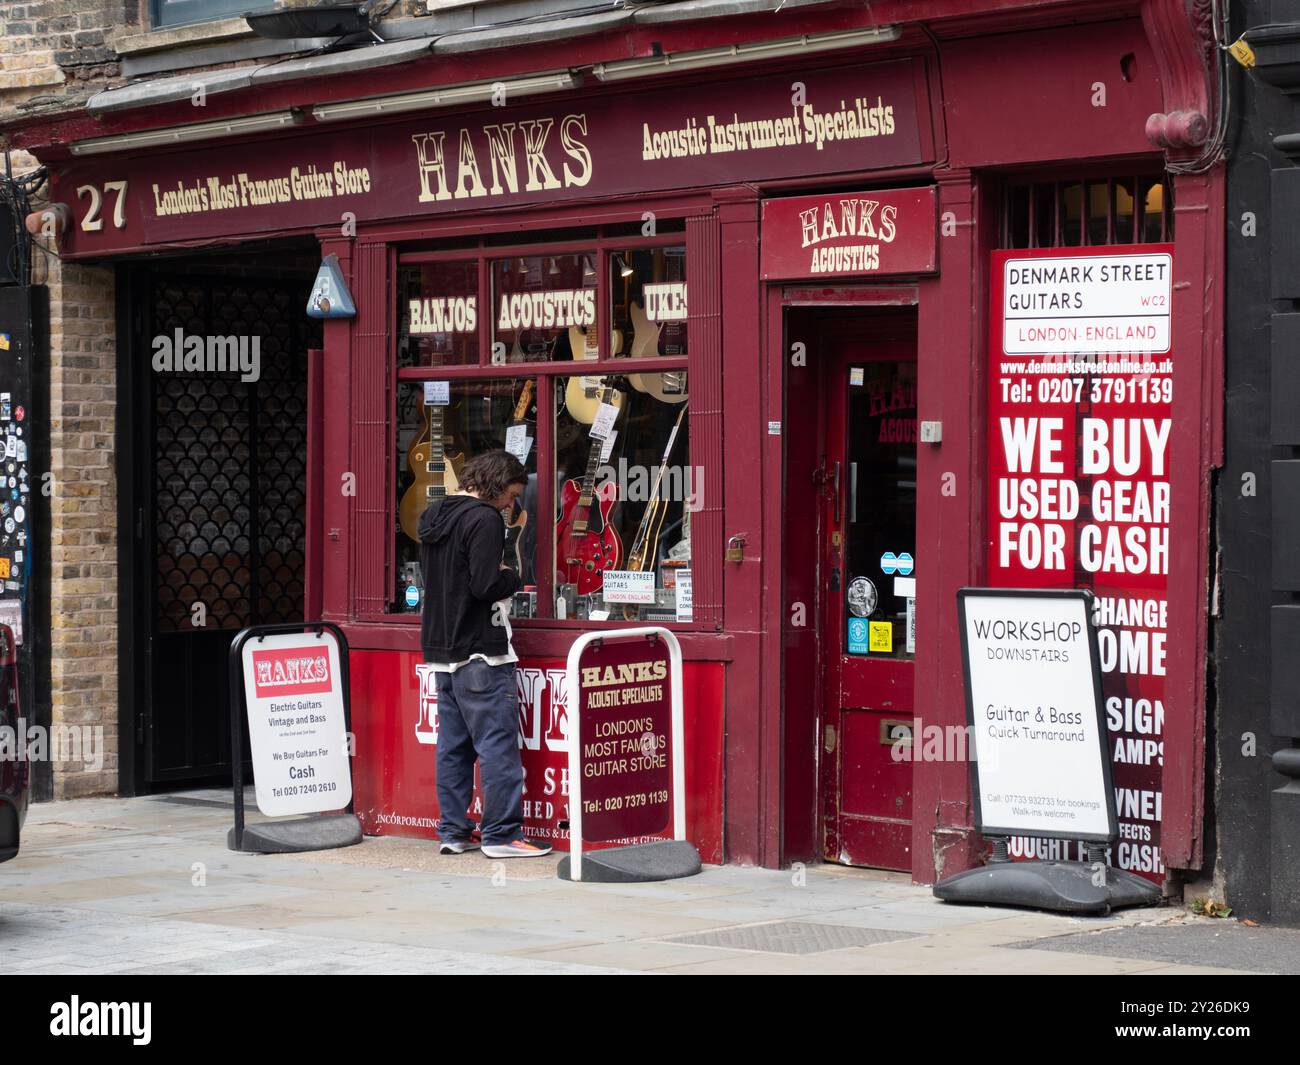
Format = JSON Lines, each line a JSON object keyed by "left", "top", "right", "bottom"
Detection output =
{"left": 0, "top": 791, "right": 1285, "bottom": 975}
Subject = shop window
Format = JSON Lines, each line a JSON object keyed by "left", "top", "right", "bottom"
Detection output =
{"left": 393, "top": 376, "right": 539, "bottom": 614}
{"left": 1002, "top": 175, "right": 1172, "bottom": 248}
{"left": 388, "top": 228, "right": 699, "bottom": 626}
{"left": 554, "top": 375, "right": 691, "bottom": 623}
{"left": 398, "top": 261, "right": 479, "bottom": 367}
{"left": 152, "top": 0, "right": 276, "bottom": 28}
{"left": 1059, "top": 183, "right": 1084, "bottom": 246}
{"left": 609, "top": 244, "right": 689, "bottom": 362}
{"left": 491, "top": 253, "right": 596, "bottom": 362}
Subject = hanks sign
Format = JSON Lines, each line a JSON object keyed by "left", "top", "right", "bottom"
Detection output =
{"left": 759, "top": 186, "right": 937, "bottom": 280}
{"left": 55, "top": 59, "right": 929, "bottom": 257}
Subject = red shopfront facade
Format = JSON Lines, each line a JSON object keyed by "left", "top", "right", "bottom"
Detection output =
{"left": 12, "top": 0, "right": 1222, "bottom": 883}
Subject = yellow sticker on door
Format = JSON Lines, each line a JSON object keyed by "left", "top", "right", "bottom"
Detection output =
{"left": 868, "top": 621, "right": 893, "bottom": 653}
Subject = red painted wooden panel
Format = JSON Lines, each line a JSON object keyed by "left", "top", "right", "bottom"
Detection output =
{"left": 348, "top": 650, "right": 725, "bottom": 863}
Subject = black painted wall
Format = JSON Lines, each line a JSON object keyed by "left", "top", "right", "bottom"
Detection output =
{"left": 1218, "top": 0, "right": 1300, "bottom": 921}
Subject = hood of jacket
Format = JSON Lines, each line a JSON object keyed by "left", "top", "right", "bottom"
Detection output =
{"left": 418, "top": 493, "right": 495, "bottom": 545}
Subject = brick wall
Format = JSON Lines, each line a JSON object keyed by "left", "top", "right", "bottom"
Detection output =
{"left": 0, "top": 1, "right": 132, "bottom": 109}
{"left": 46, "top": 254, "right": 118, "bottom": 798}
{"left": 0, "top": 0, "right": 441, "bottom": 116}
{"left": 0, "top": 152, "right": 119, "bottom": 798}
{"left": 16, "top": 160, "right": 121, "bottom": 798}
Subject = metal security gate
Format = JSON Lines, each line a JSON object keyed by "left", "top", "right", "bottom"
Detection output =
{"left": 133, "top": 271, "right": 317, "bottom": 786}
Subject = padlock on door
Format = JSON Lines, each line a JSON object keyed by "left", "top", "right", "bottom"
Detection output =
{"left": 726, "top": 533, "right": 747, "bottom": 562}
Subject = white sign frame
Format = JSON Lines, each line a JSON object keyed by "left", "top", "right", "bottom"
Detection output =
{"left": 565, "top": 627, "right": 686, "bottom": 882}
{"left": 958, "top": 588, "right": 1117, "bottom": 844}
{"left": 1001, "top": 252, "right": 1173, "bottom": 356}
{"left": 241, "top": 629, "right": 353, "bottom": 817}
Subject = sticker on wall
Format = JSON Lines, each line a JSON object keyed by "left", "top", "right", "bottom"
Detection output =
{"left": 767, "top": 421, "right": 781, "bottom": 436}
{"left": 423, "top": 380, "right": 450, "bottom": 407}
{"left": 306, "top": 253, "right": 357, "bottom": 319}
{"left": 894, "top": 575, "right": 916, "bottom": 598}
{"left": 906, "top": 597, "right": 916, "bottom": 655}
{"left": 881, "top": 551, "right": 914, "bottom": 576}
{"left": 846, "top": 576, "right": 877, "bottom": 618}
{"left": 847, "top": 617, "right": 869, "bottom": 655}
{"left": 404, "top": 584, "right": 421, "bottom": 609}
{"left": 869, "top": 621, "right": 893, "bottom": 653}
{"left": 849, "top": 367, "right": 864, "bottom": 387}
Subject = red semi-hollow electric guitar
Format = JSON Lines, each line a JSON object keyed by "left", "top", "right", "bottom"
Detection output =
{"left": 555, "top": 386, "right": 623, "bottom": 594}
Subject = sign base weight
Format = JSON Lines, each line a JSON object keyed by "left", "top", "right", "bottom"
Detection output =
{"left": 557, "top": 839, "right": 701, "bottom": 883}
{"left": 227, "top": 813, "right": 363, "bottom": 854}
{"left": 933, "top": 859, "right": 1161, "bottom": 916}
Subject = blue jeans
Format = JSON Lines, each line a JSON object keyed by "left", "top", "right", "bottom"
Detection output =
{"left": 434, "top": 660, "right": 524, "bottom": 846}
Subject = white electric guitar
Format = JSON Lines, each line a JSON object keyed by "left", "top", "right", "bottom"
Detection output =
{"left": 564, "top": 323, "right": 624, "bottom": 424}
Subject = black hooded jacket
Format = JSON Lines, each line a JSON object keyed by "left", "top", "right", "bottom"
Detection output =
{"left": 419, "top": 494, "right": 521, "bottom": 662}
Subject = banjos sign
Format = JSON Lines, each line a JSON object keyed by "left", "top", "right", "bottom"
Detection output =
{"left": 759, "top": 186, "right": 937, "bottom": 280}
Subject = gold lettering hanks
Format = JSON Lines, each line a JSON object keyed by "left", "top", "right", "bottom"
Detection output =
{"left": 582, "top": 660, "right": 669, "bottom": 688}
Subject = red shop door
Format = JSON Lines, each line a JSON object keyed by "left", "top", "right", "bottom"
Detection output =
{"left": 819, "top": 325, "right": 917, "bottom": 870}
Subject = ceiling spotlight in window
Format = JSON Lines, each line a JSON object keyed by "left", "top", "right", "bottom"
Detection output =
{"left": 615, "top": 254, "right": 633, "bottom": 279}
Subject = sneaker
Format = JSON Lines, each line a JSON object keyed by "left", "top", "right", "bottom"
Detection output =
{"left": 481, "top": 838, "right": 553, "bottom": 859}
{"left": 438, "top": 839, "right": 480, "bottom": 855}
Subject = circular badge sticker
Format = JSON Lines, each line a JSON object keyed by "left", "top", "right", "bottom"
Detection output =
{"left": 846, "top": 576, "right": 878, "bottom": 618}
{"left": 404, "top": 584, "right": 421, "bottom": 608}
{"left": 13, "top": 506, "right": 23, "bottom": 523}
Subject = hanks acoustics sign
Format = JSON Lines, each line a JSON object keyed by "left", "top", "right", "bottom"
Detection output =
{"left": 56, "top": 59, "right": 929, "bottom": 257}
{"left": 759, "top": 186, "right": 937, "bottom": 280}
{"left": 987, "top": 245, "right": 1173, "bottom": 884}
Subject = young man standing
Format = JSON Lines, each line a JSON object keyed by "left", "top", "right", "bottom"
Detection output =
{"left": 419, "top": 449, "right": 552, "bottom": 859}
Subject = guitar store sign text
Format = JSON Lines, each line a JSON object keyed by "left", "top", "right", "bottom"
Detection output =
{"left": 55, "top": 59, "right": 928, "bottom": 257}
{"left": 759, "top": 186, "right": 938, "bottom": 281}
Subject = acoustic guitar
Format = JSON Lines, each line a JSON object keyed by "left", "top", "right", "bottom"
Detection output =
{"left": 398, "top": 398, "right": 464, "bottom": 543}
{"left": 555, "top": 384, "right": 624, "bottom": 594}
{"left": 626, "top": 301, "right": 688, "bottom": 404}
{"left": 564, "top": 323, "right": 623, "bottom": 424}
{"left": 621, "top": 404, "right": 688, "bottom": 617}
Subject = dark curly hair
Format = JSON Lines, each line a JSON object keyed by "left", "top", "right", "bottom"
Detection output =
{"left": 457, "top": 449, "right": 528, "bottom": 500}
